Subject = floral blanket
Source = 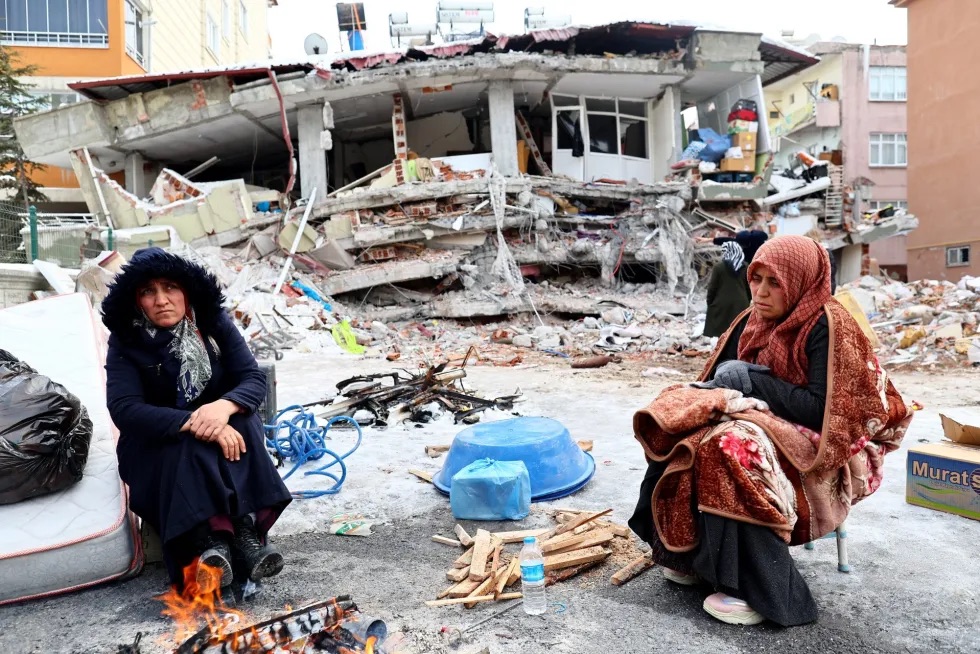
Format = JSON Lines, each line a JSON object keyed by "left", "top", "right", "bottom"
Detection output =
{"left": 633, "top": 302, "right": 913, "bottom": 551}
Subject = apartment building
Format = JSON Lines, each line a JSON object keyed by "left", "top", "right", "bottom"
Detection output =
{"left": 764, "top": 41, "right": 910, "bottom": 277}
{"left": 892, "top": 0, "right": 980, "bottom": 281}
{"left": 0, "top": 0, "right": 275, "bottom": 202}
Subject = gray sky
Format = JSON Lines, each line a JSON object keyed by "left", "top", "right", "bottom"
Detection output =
{"left": 269, "top": 0, "right": 907, "bottom": 59}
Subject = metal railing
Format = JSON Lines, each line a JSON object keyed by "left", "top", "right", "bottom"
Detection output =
{"left": 0, "top": 30, "right": 109, "bottom": 47}
{"left": 1, "top": 206, "right": 113, "bottom": 267}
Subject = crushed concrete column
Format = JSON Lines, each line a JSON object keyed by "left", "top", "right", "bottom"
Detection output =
{"left": 298, "top": 103, "right": 330, "bottom": 199}
{"left": 488, "top": 80, "right": 519, "bottom": 177}
{"left": 391, "top": 93, "right": 409, "bottom": 185}
{"left": 124, "top": 152, "right": 147, "bottom": 198}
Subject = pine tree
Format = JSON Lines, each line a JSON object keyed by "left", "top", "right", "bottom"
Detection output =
{"left": 0, "top": 44, "right": 48, "bottom": 208}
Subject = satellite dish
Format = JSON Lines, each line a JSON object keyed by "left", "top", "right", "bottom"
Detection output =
{"left": 304, "top": 33, "right": 329, "bottom": 56}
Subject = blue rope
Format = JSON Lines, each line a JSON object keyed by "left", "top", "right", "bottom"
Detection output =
{"left": 264, "top": 405, "right": 362, "bottom": 499}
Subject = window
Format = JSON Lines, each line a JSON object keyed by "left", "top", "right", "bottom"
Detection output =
{"left": 867, "top": 200, "right": 909, "bottom": 212}
{"left": 206, "top": 12, "right": 219, "bottom": 56}
{"left": 30, "top": 90, "right": 82, "bottom": 111}
{"left": 239, "top": 0, "right": 248, "bottom": 37}
{"left": 124, "top": 0, "right": 144, "bottom": 65}
{"left": 947, "top": 245, "right": 971, "bottom": 268}
{"left": 221, "top": 0, "right": 230, "bottom": 41}
{"left": 870, "top": 66, "right": 907, "bottom": 101}
{"left": 584, "top": 97, "right": 649, "bottom": 159}
{"left": 1, "top": 0, "right": 109, "bottom": 47}
{"left": 870, "top": 133, "right": 907, "bottom": 167}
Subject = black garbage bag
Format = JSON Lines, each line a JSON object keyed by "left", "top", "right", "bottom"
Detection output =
{"left": 0, "top": 349, "right": 93, "bottom": 504}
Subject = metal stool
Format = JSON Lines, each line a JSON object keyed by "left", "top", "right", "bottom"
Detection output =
{"left": 803, "top": 521, "right": 849, "bottom": 572}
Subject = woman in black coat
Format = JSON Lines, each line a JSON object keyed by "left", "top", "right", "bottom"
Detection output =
{"left": 703, "top": 242, "right": 751, "bottom": 338}
{"left": 102, "top": 247, "right": 292, "bottom": 592}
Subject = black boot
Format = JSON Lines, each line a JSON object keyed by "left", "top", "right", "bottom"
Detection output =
{"left": 232, "top": 515, "right": 284, "bottom": 582}
{"left": 197, "top": 534, "right": 233, "bottom": 589}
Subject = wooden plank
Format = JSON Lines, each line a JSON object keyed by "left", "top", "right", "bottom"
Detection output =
{"left": 541, "top": 529, "right": 608, "bottom": 554}
{"left": 447, "top": 578, "right": 481, "bottom": 598}
{"left": 506, "top": 557, "right": 522, "bottom": 587}
{"left": 454, "top": 524, "right": 474, "bottom": 547}
{"left": 490, "top": 528, "right": 549, "bottom": 544}
{"left": 545, "top": 559, "right": 603, "bottom": 586}
{"left": 543, "top": 546, "right": 610, "bottom": 572}
{"left": 425, "top": 445, "right": 450, "bottom": 458}
{"left": 468, "top": 529, "right": 492, "bottom": 581}
{"left": 453, "top": 548, "right": 474, "bottom": 569}
{"left": 437, "top": 583, "right": 457, "bottom": 600}
{"left": 577, "top": 440, "right": 594, "bottom": 453}
{"left": 425, "top": 593, "right": 522, "bottom": 607}
{"left": 497, "top": 557, "right": 519, "bottom": 596}
{"left": 408, "top": 469, "right": 433, "bottom": 483}
{"left": 432, "top": 535, "right": 462, "bottom": 547}
{"left": 489, "top": 539, "right": 502, "bottom": 576}
{"left": 446, "top": 566, "right": 469, "bottom": 583}
{"left": 611, "top": 554, "right": 655, "bottom": 586}
{"left": 549, "top": 509, "right": 613, "bottom": 538}
{"left": 463, "top": 575, "right": 497, "bottom": 608}
{"left": 554, "top": 510, "right": 630, "bottom": 538}
{"left": 550, "top": 530, "right": 614, "bottom": 555}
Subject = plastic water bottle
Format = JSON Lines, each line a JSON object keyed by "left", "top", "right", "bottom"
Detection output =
{"left": 519, "top": 536, "right": 547, "bottom": 615}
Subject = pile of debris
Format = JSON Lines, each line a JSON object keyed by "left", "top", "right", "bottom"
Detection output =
{"left": 425, "top": 509, "right": 652, "bottom": 609}
{"left": 841, "top": 275, "right": 980, "bottom": 367}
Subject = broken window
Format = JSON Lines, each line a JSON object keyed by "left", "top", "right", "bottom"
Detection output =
{"left": 588, "top": 114, "right": 618, "bottom": 154}
{"left": 620, "top": 117, "right": 647, "bottom": 158}
{"left": 1, "top": 0, "right": 109, "bottom": 46}
{"left": 947, "top": 245, "right": 970, "bottom": 268}
{"left": 581, "top": 98, "right": 649, "bottom": 159}
{"left": 870, "top": 66, "right": 907, "bottom": 102}
{"left": 870, "top": 132, "right": 907, "bottom": 167}
{"left": 555, "top": 109, "right": 583, "bottom": 155}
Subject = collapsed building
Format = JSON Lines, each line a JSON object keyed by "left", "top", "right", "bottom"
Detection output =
{"left": 12, "top": 22, "right": 916, "bottom": 323}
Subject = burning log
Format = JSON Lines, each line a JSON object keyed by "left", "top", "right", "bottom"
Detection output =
{"left": 173, "top": 597, "right": 379, "bottom": 654}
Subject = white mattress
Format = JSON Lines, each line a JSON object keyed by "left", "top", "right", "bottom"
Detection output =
{"left": 0, "top": 293, "right": 141, "bottom": 605}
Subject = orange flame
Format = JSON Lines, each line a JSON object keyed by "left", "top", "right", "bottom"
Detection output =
{"left": 365, "top": 635, "right": 377, "bottom": 654}
{"left": 156, "top": 559, "right": 245, "bottom": 645}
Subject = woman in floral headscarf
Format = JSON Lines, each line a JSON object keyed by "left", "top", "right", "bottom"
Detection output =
{"left": 629, "top": 236, "right": 912, "bottom": 627}
{"left": 102, "top": 248, "right": 291, "bottom": 594}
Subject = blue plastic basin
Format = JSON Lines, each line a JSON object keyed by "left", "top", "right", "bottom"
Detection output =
{"left": 433, "top": 417, "right": 595, "bottom": 502}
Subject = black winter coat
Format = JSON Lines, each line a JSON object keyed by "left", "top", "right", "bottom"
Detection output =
{"left": 704, "top": 262, "right": 751, "bottom": 338}
{"left": 102, "top": 248, "right": 291, "bottom": 584}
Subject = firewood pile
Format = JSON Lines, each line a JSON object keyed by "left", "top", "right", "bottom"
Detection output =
{"left": 424, "top": 509, "right": 655, "bottom": 608}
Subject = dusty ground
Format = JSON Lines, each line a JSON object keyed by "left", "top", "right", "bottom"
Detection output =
{"left": 1, "top": 350, "right": 979, "bottom": 654}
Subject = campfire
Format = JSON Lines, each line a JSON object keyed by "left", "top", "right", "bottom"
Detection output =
{"left": 156, "top": 561, "right": 387, "bottom": 653}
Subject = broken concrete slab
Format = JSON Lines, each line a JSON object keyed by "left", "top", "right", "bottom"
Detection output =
{"left": 319, "top": 254, "right": 461, "bottom": 296}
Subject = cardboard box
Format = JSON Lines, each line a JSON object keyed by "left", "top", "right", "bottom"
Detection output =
{"left": 907, "top": 441, "right": 980, "bottom": 522}
{"left": 720, "top": 157, "right": 755, "bottom": 173}
{"left": 731, "top": 132, "right": 756, "bottom": 152}
{"left": 940, "top": 412, "right": 980, "bottom": 446}
{"left": 728, "top": 119, "right": 758, "bottom": 134}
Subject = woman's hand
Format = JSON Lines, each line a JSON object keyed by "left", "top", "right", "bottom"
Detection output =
{"left": 210, "top": 424, "right": 247, "bottom": 461}
{"left": 187, "top": 399, "right": 241, "bottom": 440}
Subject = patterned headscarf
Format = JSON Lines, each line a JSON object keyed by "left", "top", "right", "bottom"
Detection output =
{"left": 721, "top": 241, "right": 746, "bottom": 273}
{"left": 138, "top": 308, "right": 213, "bottom": 407}
{"left": 736, "top": 236, "right": 833, "bottom": 386}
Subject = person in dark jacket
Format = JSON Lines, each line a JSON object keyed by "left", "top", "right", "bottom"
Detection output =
{"left": 703, "top": 242, "right": 751, "bottom": 338}
{"left": 102, "top": 247, "right": 292, "bottom": 593}
{"left": 712, "top": 229, "right": 769, "bottom": 264}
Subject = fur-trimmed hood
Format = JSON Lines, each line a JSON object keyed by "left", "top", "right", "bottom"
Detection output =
{"left": 101, "top": 247, "right": 225, "bottom": 340}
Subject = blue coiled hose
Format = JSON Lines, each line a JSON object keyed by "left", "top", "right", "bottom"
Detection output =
{"left": 264, "top": 405, "right": 362, "bottom": 499}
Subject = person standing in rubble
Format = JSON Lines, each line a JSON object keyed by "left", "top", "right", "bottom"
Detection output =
{"left": 101, "top": 247, "right": 291, "bottom": 593}
{"left": 711, "top": 229, "right": 768, "bottom": 264}
{"left": 703, "top": 242, "right": 751, "bottom": 338}
{"left": 629, "top": 235, "right": 912, "bottom": 627}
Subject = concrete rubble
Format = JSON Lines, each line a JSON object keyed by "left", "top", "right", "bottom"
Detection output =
{"left": 840, "top": 274, "right": 980, "bottom": 368}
